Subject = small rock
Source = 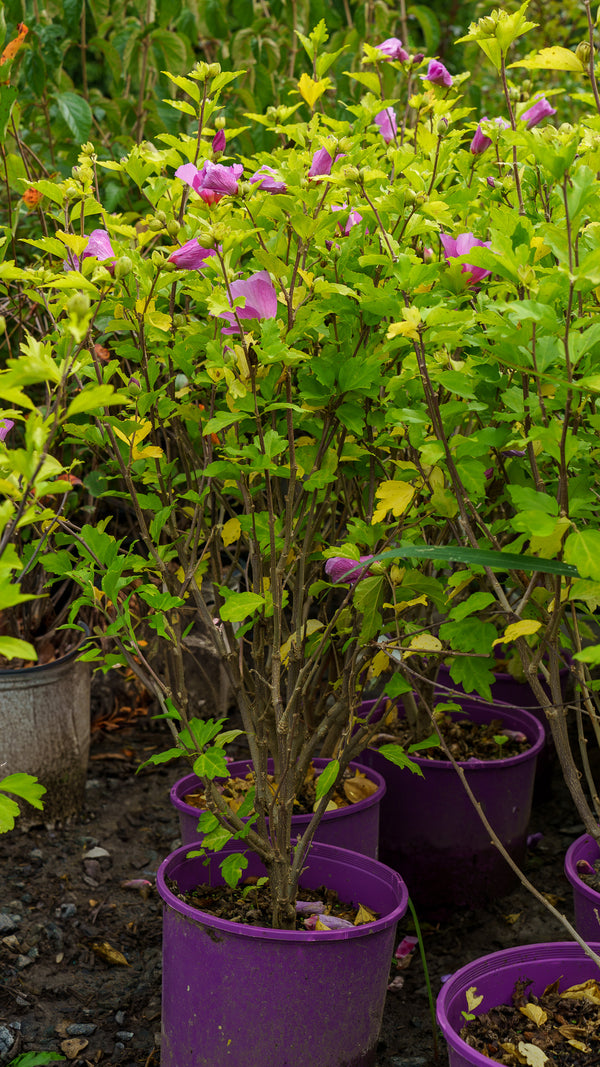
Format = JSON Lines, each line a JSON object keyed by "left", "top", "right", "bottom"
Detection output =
{"left": 2, "top": 935, "right": 20, "bottom": 951}
{"left": 27, "top": 946, "right": 39, "bottom": 959}
{"left": 60, "top": 1037, "right": 89, "bottom": 1059}
{"left": 114, "top": 1011, "right": 126, "bottom": 1026}
{"left": 44, "top": 922, "right": 63, "bottom": 952}
{"left": 56, "top": 903, "right": 77, "bottom": 920}
{"left": 66, "top": 1024, "right": 97, "bottom": 1037}
{"left": 29, "top": 848, "right": 44, "bottom": 861}
{"left": 16, "top": 954, "right": 33, "bottom": 969}
{"left": 115, "top": 1032, "right": 134, "bottom": 1042}
{"left": 0, "top": 1026, "right": 15, "bottom": 1056}
{"left": 20, "top": 892, "right": 33, "bottom": 904}
{"left": 0, "top": 915, "right": 18, "bottom": 933}
{"left": 83, "top": 846, "right": 111, "bottom": 862}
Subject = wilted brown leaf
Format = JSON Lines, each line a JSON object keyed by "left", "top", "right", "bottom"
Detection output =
{"left": 61, "top": 1038, "right": 89, "bottom": 1059}
{"left": 91, "top": 941, "right": 130, "bottom": 966}
{"left": 500, "top": 1043, "right": 527, "bottom": 1064}
{"left": 561, "top": 979, "right": 600, "bottom": 1005}
{"left": 343, "top": 774, "right": 378, "bottom": 804}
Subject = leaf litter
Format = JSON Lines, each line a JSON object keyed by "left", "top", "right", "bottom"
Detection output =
{"left": 460, "top": 975, "right": 600, "bottom": 1065}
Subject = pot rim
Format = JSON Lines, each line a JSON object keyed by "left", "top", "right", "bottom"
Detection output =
{"left": 0, "top": 622, "right": 91, "bottom": 678}
{"left": 565, "top": 832, "right": 600, "bottom": 906}
{"left": 437, "top": 940, "right": 600, "bottom": 1065}
{"left": 170, "top": 756, "right": 386, "bottom": 823}
{"left": 360, "top": 698, "right": 545, "bottom": 771}
{"left": 156, "top": 839, "right": 408, "bottom": 942}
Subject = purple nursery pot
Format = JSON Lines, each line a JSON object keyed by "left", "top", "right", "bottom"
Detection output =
{"left": 157, "top": 841, "right": 408, "bottom": 1067}
{"left": 564, "top": 832, "right": 600, "bottom": 941}
{"left": 359, "top": 700, "right": 544, "bottom": 917}
{"left": 170, "top": 757, "right": 386, "bottom": 858}
{"left": 435, "top": 661, "right": 571, "bottom": 801}
{"left": 437, "top": 941, "right": 600, "bottom": 1067}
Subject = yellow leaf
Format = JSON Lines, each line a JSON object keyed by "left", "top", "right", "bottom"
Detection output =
{"left": 113, "top": 422, "right": 164, "bottom": 461}
{"left": 517, "top": 1042, "right": 548, "bottom": 1067}
{"left": 501, "top": 1043, "right": 527, "bottom": 1065}
{"left": 567, "top": 1040, "right": 591, "bottom": 1052}
{"left": 561, "top": 979, "right": 600, "bottom": 1005}
{"left": 372, "top": 479, "right": 415, "bottom": 523}
{"left": 297, "top": 269, "right": 314, "bottom": 287}
{"left": 504, "top": 912, "right": 522, "bottom": 924}
{"left": 367, "top": 649, "right": 392, "bottom": 677}
{"left": 509, "top": 46, "right": 584, "bottom": 72}
{"left": 148, "top": 310, "right": 172, "bottom": 331}
{"left": 519, "top": 1004, "right": 547, "bottom": 1027}
{"left": 466, "top": 986, "right": 484, "bottom": 1013}
{"left": 529, "top": 516, "right": 571, "bottom": 559}
{"left": 92, "top": 941, "right": 130, "bottom": 966}
{"left": 404, "top": 633, "right": 442, "bottom": 659}
{"left": 531, "top": 236, "right": 551, "bottom": 263}
{"left": 222, "top": 517, "right": 241, "bottom": 547}
{"left": 386, "top": 307, "right": 422, "bottom": 342}
{"left": 56, "top": 231, "right": 89, "bottom": 256}
{"left": 298, "top": 73, "right": 330, "bottom": 109}
{"left": 280, "top": 619, "right": 324, "bottom": 666}
{"left": 498, "top": 619, "right": 542, "bottom": 644}
{"left": 389, "top": 595, "right": 428, "bottom": 612}
{"left": 354, "top": 903, "right": 378, "bottom": 925}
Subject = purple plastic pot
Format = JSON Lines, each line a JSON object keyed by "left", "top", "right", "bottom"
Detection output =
{"left": 359, "top": 700, "right": 544, "bottom": 916}
{"left": 170, "top": 757, "right": 387, "bottom": 858}
{"left": 437, "top": 941, "right": 600, "bottom": 1067}
{"left": 436, "top": 661, "right": 571, "bottom": 801}
{"left": 564, "top": 832, "right": 600, "bottom": 941}
{"left": 157, "top": 841, "right": 408, "bottom": 1067}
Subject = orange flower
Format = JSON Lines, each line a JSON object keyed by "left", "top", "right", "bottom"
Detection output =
{"left": 22, "top": 187, "right": 42, "bottom": 208}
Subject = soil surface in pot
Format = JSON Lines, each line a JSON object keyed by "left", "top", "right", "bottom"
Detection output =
{"left": 460, "top": 975, "right": 600, "bottom": 1065}
{"left": 167, "top": 876, "right": 378, "bottom": 930}
{"left": 182, "top": 763, "right": 378, "bottom": 815}
{"left": 0, "top": 667, "right": 586, "bottom": 1067}
{"left": 372, "top": 709, "right": 531, "bottom": 761}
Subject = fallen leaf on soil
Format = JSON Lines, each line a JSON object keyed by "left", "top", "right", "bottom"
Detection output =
{"left": 558, "top": 1024, "right": 587, "bottom": 1039}
{"left": 61, "top": 1038, "right": 89, "bottom": 1059}
{"left": 466, "top": 987, "right": 484, "bottom": 1012}
{"left": 354, "top": 903, "right": 378, "bottom": 925}
{"left": 541, "top": 892, "right": 564, "bottom": 906}
{"left": 504, "top": 912, "right": 522, "bottom": 924}
{"left": 501, "top": 1043, "right": 527, "bottom": 1064}
{"left": 567, "top": 1038, "right": 591, "bottom": 1051}
{"left": 519, "top": 1004, "right": 547, "bottom": 1026}
{"left": 343, "top": 775, "right": 378, "bottom": 803}
{"left": 561, "top": 979, "right": 600, "bottom": 1004}
{"left": 91, "top": 941, "right": 130, "bottom": 965}
{"left": 517, "top": 1041, "right": 548, "bottom": 1066}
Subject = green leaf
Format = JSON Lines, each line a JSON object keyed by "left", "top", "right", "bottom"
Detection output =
{"left": 66, "top": 386, "right": 124, "bottom": 418}
{"left": 376, "top": 744, "right": 423, "bottom": 775}
{"left": 446, "top": 657, "right": 496, "bottom": 702}
{"left": 0, "top": 636, "right": 37, "bottom": 661}
{"left": 315, "top": 759, "right": 339, "bottom": 802}
{"left": 192, "top": 747, "right": 230, "bottom": 779}
{"left": 55, "top": 91, "right": 93, "bottom": 142}
{"left": 0, "top": 773, "right": 46, "bottom": 809}
{"left": 449, "top": 592, "right": 495, "bottom": 621}
{"left": 7, "top": 1054, "right": 65, "bottom": 1066}
{"left": 0, "top": 85, "right": 18, "bottom": 141}
{"left": 62, "top": 0, "right": 83, "bottom": 32}
{"left": 407, "top": 4, "right": 441, "bottom": 54}
{"left": 574, "top": 645, "right": 600, "bottom": 666}
{"left": 508, "top": 46, "right": 583, "bottom": 72}
{"left": 407, "top": 731, "right": 440, "bottom": 754}
{"left": 384, "top": 674, "right": 413, "bottom": 698}
{"left": 219, "top": 592, "right": 265, "bottom": 623}
{"left": 564, "top": 530, "right": 600, "bottom": 582}
{"left": 220, "top": 852, "right": 248, "bottom": 888}
{"left": 373, "top": 545, "right": 578, "bottom": 578}
{"left": 0, "top": 793, "right": 22, "bottom": 832}
{"left": 353, "top": 574, "right": 384, "bottom": 641}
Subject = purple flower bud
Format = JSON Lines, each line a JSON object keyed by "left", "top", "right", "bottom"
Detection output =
{"left": 295, "top": 901, "right": 326, "bottom": 914}
{"left": 176, "top": 160, "right": 243, "bottom": 204}
{"left": 249, "top": 165, "right": 287, "bottom": 193}
{"left": 309, "top": 148, "right": 333, "bottom": 178}
{"left": 577, "top": 859, "right": 596, "bottom": 876}
{"left": 440, "top": 231, "right": 493, "bottom": 286}
{"left": 421, "top": 59, "right": 453, "bottom": 88}
{"left": 168, "top": 238, "right": 217, "bottom": 271}
{"left": 520, "top": 97, "right": 557, "bottom": 129}
{"left": 375, "top": 107, "right": 397, "bottom": 144}
{"left": 304, "top": 914, "right": 355, "bottom": 930}
{"left": 325, "top": 555, "right": 375, "bottom": 585}
{"left": 64, "top": 229, "right": 115, "bottom": 273}
{"left": 218, "top": 271, "right": 278, "bottom": 334}
{"left": 212, "top": 129, "right": 226, "bottom": 153}
{"left": 376, "top": 38, "right": 409, "bottom": 62}
{"left": 412, "top": 53, "right": 424, "bottom": 64}
{"left": 470, "top": 121, "right": 493, "bottom": 155}
{"left": 0, "top": 418, "right": 15, "bottom": 442}
{"left": 487, "top": 176, "right": 496, "bottom": 188}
